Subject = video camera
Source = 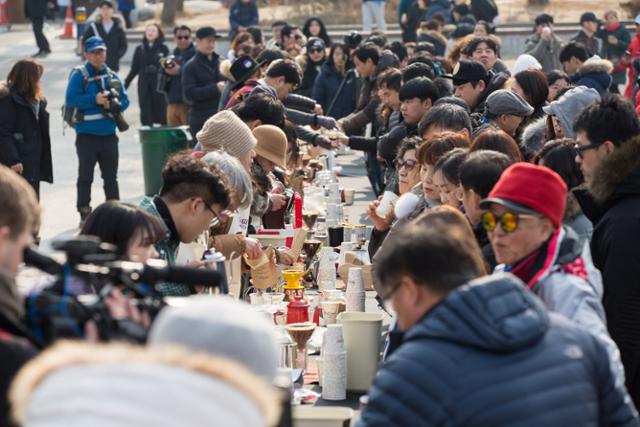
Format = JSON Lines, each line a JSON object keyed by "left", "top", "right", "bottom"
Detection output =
{"left": 23, "top": 236, "right": 227, "bottom": 347}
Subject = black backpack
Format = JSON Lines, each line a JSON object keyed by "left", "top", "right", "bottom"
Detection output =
{"left": 61, "top": 65, "right": 118, "bottom": 129}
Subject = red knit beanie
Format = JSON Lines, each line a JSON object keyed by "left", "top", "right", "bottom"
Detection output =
{"left": 482, "top": 163, "right": 568, "bottom": 228}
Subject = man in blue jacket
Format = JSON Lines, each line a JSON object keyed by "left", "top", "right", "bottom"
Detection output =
{"left": 358, "top": 221, "right": 639, "bottom": 426}
{"left": 64, "top": 36, "right": 129, "bottom": 224}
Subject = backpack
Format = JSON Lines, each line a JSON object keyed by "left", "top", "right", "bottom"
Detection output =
{"left": 61, "top": 65, "right": 117, "bottom": 129}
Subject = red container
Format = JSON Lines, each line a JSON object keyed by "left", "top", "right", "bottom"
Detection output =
{"left": 286, "top": 299, "right": 310, "bottom": 324}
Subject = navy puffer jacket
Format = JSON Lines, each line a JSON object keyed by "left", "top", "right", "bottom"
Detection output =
{"left": 356, "top": 274, "right": 639, "bottom": 427}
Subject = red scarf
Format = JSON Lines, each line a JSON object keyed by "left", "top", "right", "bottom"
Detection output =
{"left": 606, "top": 22, "right": 621, "bottom": 32}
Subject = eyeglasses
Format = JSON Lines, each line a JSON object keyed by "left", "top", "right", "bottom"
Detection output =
{"left": 574, "top": 142, "right": 601, "bottom": 158}
{"left": 202, "top": 200, "right": 232, "bottom": 228}
{"left": 395, "top": 158, "right": 418, "bottom": 171}
{"left": 309, "top": 48, "right": 323, "bottom": 54}
{"left": 481, "top": 211, "right": 539, "bottom": 233}
{"left": 176, "top": 35, "right": 191, "bottom": 40}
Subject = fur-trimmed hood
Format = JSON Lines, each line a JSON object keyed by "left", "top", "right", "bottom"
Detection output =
{"left": 10, "top": 341, "right": 281, "bottom": 427}
{"left": 589, "top": 136, "right": 640, "bottom": 205}
{"left": 219, "top": 59, "right": 234, "bottom": 81}
{"left": 417, "top": 29, "right": 448, "bottom": 47}
{"left": 578, "top": 56, "right": 614, "bottom": 76}
{"left": 521, "top": 116, "right": 548, "bottom": 160}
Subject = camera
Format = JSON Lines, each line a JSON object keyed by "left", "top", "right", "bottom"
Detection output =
{"left": 23, "top": 237, "right": 227, "bottom": 347}
{"left": 163, "top": 55, "right": 176, "bottom": 69}
{"left": 103, "top": 87, "right": 129, "bottom": 132}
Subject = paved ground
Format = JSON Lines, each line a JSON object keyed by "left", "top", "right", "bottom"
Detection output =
{"left": 0, "top": 24, "right": 374, "bottom": 252}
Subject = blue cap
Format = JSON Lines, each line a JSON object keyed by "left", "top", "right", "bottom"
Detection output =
{"left": 85, "top": 36, "right": 107, "bottom": 52}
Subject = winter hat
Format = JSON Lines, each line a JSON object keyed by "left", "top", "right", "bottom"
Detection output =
{"left": 196, "top": 110, "right": 257, "bottom": 160}
{"left": 12, "top": 342, "right": 280, "bottom": 427}
{"left": 485, "top": 89, "right": 534, "bottom": 117}
{"left": 253, "top": 125, "right": 288, "bottom": 169}
{"left": 480, "top": 163, "right": 568, "bottom": 228}
{"left": 511, "top": 54, "right": 542, "bottom": 75}
{"left": 542, "top": 86, "right": 600, "bottom": 139}
{"left": 148, "top": 296, "right": 279, "bottom": 381}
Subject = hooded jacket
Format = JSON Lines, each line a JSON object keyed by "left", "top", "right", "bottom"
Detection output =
{"left": 0, "top": 82, "right": 53, "bottom": 189}
{"left": 597, "top": 22, "right": 632, "bottom": 85}
{"left": 417, "top": 29, "right": 447, "bottom": 56}
{"left": 520, "top": 115, "right": 548, "bottom": 160}
{"left": 356, "top": 273, "right": 639, "bottom": 427}
{"left": 545, "top": 86, "right": 600, "bottom": 139}
{"left": 295, "top": 54, "right": 323, "bottom": 98}
{"left": 81, "top": 16, "right": 128, "bottom": 72}
{"left": 495, "top": 226, "right": 623, "bottom": 388}
{"left": 588, "top": 137, "right": 640, "bottom": 402}
{"left": 573, "top": 56, "right": 614, "bottom": 96}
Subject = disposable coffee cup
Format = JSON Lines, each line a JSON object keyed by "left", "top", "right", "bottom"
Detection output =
{"left": 347, "top": 267, "right": 365, "bottom": 293}
{"left": 249, "top": 293, "right": 264, "bottom": 305}
{"left": 344, "top": 189, "right": 355, "bottom": 206}
{"left": 322, "top": 301, "right": 341, "bottom": 325}
{"left": 323, "top": 324, "right": 345, "bottom": 354}
{"left": 328, "top": 183, "right": 341, "bottom": 204}
{"left": 327, "top": 203, "right": 340, "bottom": 222}
{"left": 375, "top": 191, "right": 399, "bottom": 218}
{"left": 346, "top": 291, "right": 365, "bottom": 312}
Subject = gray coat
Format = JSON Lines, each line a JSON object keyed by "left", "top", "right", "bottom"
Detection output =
{"left": 524, "top": 33, "right": 563, "bottom": 73}
{"left": 495, "top": 226, "right": 624, "bottom": 388}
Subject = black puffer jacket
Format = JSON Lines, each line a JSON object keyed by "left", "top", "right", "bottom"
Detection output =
{"left": 0, "top": 82, "right": 52, "bottom": 194}
{"left": 588, "top": 135, "right": 640, "bottom": 409}
{"left": 356, "top": 273, "right": 640, "bottom": 427}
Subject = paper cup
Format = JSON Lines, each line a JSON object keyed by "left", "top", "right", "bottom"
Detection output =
{"left": 327, "top": 203, "right": 340, "bottom": 222}
{"left": 346, "top": 291, "right": 365, "bottom": 312}
{"left": 321, "top": 289, "right": 343, "bottom": 301}
{"left": 328, "top": 183, "right": 341, "bottom": 204}
{"left": 347, "top": 267, "right": 365, "bottom": 293}
{"left": 249, "top": 293, "right": 264, "bottom": 305}
{"left": 344, "top": 189, "right": 355, "bottom": 206}
{"left": 322, "top": 301, "right": 341, "bottom": 324}
{"left": 375, "top": 191, "right": 399, "bottom": 218}
{"left": 323, "top": 324, "right": 345, "bottom": 354}
{"left": 322, "top": 352, "right": 347, "bottom": 401}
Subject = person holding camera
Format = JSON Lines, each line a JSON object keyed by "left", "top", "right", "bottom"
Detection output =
{"left": 182, "top": 27, "right": 224, "bottom": 142}
{"left": 64, "top": 36, "right": 130, "bottom": 224}
{"left": 161, "top": 25, "right": 196, "bottom": 126}
{"left": 125, "top": 23, "right": 169, "bottom": 127}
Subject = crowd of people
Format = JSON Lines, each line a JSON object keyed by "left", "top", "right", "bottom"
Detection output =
{"left": 4, "top": 0, "right": 640, "bottom": 425}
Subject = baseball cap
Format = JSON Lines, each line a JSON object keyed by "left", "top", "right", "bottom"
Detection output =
{"left": 580, "top": 12, "right": 598, "bottom": 24}
{"left": 195, "top": 26, "right": 221, "bottom": 39}
{"left": 485, "top": 90, "right": 534, "bottom": 117}
{"left": 479, "top": 163, "right": 568, "bottom": 228}
{"left": 85, "top": 36, "right": 107, "bottom": 52}
{"left": 442, "top": 60, "right": 488, "bottom": 85}
{"left": 306, "top": 37, "right": 325, "bottom": 52}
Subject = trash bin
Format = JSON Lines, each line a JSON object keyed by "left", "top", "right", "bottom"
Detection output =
{"left": 139, "top": 126, "right": 192, "bottom": 197}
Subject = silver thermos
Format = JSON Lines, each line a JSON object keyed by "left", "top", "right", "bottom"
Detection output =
{"left": 202, "top": 249, "right": 229, "bottom": 294}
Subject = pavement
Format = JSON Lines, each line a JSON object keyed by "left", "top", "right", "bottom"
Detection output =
{"left": 0, "top": 23, "right": 374, "bottom": 253}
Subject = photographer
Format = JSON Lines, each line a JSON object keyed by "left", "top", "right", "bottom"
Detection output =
{"left": 161, "top": 25, "right": 196, "bottom": 126}
{"left": 124, "top": 24, "right": 169, "bottom": 126}
{"left": 64, "top": 36, "right": 130, "bottom": 225}
{"left": 0, "top": 165, "right": 39, "bottom": 426}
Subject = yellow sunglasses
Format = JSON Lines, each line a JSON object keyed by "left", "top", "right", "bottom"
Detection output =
{"left": 481, "top": 211, "right": 538, "bottom": 233}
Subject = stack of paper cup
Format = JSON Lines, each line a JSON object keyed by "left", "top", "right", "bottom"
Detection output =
{"left": 322, "top": 324, "right": 347, "bottom": 401}
{"left": 375, "top": 191, "right": 399, "bottom": 218}
{"left": 328, "top": 183, "right": 341, "bottom": 204}
{"left": 317, "top": 247, "right": 336, "bottom": 289}
{"left": 327, "top": 203, "right": 340, "bottom": 223}
{"left": 346, "top": 267, "right": 365, "bottom": 312}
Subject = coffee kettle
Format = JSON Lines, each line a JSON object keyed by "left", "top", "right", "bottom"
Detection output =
{"left": 202, "top": 248, "right": 228, "bottom": 294}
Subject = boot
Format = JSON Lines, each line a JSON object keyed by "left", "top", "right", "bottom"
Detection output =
{"left": 78, "top": 206, "right": 92, "bottom": 228}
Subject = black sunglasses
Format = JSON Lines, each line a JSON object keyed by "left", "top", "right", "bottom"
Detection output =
{"left": 574, "top": 142, "right": 601, "bottom": 158}
{"left": 176, "top": 35, "right": 191, "bottom": 40}
{"left": 309, "top": 48, "right": 323, "bottom": 54}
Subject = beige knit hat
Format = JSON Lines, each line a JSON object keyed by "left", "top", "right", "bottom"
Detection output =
{"left": 252, "top": 125, "right": 288, "bottom": 170}
{"left": 196, "top": 110, "right": 257, "bottom": 160}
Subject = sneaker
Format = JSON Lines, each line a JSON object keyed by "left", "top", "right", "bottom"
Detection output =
{"left": 78, "top": 206, "right": 92, "bottom": 228}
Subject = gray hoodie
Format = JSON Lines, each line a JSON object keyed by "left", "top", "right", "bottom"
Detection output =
{"left": 543, "top": 86, "right": 600, "bottom": 139}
